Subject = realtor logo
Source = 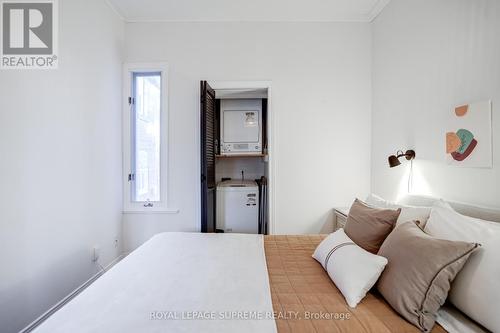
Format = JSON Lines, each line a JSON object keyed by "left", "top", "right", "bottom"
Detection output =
{"left": 1, "top": 0, "right": 58, "bottom": 69}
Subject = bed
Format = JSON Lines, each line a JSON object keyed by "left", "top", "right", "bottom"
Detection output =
{"left": 32, "top": 233, "right": 444, "bottom": 333}
{"left": 31, "top": 233, "right": 277, "bottom": 333}
{"left": 29, "top": 195, "right": 498, "bottom": 333}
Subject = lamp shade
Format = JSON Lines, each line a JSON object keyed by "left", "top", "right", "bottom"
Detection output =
{"left": 404, "top": 150, "right": 416, "bottom": 161}
{"left": 388, "top": 155, "right": 401, "bottom": 168}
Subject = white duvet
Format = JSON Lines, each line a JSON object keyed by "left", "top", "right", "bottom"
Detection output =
{"left": 33, "top": 232, "right": 277, "bottom": 333}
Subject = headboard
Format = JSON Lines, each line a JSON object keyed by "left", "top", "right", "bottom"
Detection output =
{"left": 399, "top": 194, "right": 500, "bottom": 223}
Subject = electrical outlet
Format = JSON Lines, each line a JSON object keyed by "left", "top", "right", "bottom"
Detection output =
{"left": 92, "top": 246, "right": 100, "bottom": 262}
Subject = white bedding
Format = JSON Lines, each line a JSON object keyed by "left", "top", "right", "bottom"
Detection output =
{"left": 437, "top": 305, "right": 488, "bottom": 333}
{"left": 32, "top": 233, "right": 277, "bottom": 333}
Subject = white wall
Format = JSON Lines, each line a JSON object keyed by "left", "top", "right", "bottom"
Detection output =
{"left": 123, "top": 21, "right": 372, "bottom": 250}
{"left": 371, "top": 0, "right": 500, "bottom": 207}
{"left": 0, "top": 1, "right": 124, "bottom": 332}
{"left": 216, "top": 158, "right": 266, "bottom": 183}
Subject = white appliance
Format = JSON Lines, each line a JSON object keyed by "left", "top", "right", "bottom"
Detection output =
{"left": 216, "top": 180, "right": 259, "bottom": 234}
{"left": 220, "top": 99, "right": 262, "bottom": 155}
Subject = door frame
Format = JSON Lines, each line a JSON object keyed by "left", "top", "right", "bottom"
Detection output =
{"left": 199, "top": 80, "right": 276, "bottom": 234}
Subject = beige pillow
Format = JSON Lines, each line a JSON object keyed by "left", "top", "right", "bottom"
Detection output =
{"left": 377, "top": 221, "right": 479, "bottom": 332}
{"left": 344, "top": 198, "right": 401, "bottom": 254}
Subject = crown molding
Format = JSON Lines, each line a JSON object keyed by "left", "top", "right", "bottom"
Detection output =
{"left": 104, "top": 0, "right": 126, "bottom": 21}
{"left": 367, "top": 0, "right": 391, "bottom": 22}
{"left": 104, "top": 0, "right": 391, "bottom": 23}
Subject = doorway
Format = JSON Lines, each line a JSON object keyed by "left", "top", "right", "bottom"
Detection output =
{"left": 200, "top": 81, "right": 274, "bottom": 234}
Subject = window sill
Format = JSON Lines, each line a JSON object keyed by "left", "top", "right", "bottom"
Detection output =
{"left": 122, "top": 209, "right": 180, "bottom": 215}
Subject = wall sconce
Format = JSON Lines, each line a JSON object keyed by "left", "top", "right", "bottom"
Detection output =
{"left": 388, "top": 150, "right": 416, "bottom": 168}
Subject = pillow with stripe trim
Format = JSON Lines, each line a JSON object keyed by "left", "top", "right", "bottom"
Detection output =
{"left": 312, "top": 229, "right": 388, "bottom": 308}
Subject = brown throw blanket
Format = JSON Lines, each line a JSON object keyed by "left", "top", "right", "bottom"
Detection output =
{"left": 264, "top": 235, "right": 446, "bottom": 333}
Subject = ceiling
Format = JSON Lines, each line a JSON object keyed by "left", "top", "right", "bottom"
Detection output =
{"left": 106, "top": 0, "right": 391, "bottom": 23}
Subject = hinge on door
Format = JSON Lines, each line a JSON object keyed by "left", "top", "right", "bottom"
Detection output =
{"left": 128, "top": 97, "right": 135, "bottom": 105}
{"left": 128, "top": 173, "right": 135, "bottom": 182}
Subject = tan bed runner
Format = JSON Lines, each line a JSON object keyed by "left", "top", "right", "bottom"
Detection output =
{"left": 264, "top": 235, "right": 446, "bottom": 333}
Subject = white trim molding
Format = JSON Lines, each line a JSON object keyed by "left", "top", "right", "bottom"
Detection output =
{"left": 105, "top": 1, "right": 391, "bottom": 23}
{"left": 103, "top": 0, "right": 125, "bottom": 21}
{"left": 367, "top": 0, "right": 391, "bottom": 22}
{"left": 123, "top": 209, "right": 180, "bottom": 215}
{"left": 19, "top": 254, "right": 126, "bottom": 333}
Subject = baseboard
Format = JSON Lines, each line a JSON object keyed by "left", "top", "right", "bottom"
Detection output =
{"left": 20, "top": 253, "right": 126, "bottom": 333}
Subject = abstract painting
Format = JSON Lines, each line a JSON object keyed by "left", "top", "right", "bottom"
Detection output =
{"left": 446, "top": 100, "right": 492, "bottom": 167}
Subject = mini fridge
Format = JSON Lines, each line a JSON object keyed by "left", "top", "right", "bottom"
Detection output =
{"left": 216, "top": 180, "right": 259, "bottom": 234}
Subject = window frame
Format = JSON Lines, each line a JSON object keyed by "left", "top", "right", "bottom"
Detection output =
{"left": 123, "top": 63, "right": 169, "bottom": 212}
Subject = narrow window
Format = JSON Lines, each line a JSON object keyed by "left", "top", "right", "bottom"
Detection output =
{"left": 123, "top": 64, "right": 168, "bottom": 211}
{"left": 132, "top": 73, "right": 161, "bottom": 203}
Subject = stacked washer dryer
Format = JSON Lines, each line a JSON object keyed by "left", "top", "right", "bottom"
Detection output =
{"left": 213, "top": 95, "right": 268, "bottom": 234}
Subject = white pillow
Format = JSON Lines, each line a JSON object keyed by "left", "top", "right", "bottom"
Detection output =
{"left": 312, "top": 229, "right": 388, "bottom": 308}
{"left": 366, "top": 193, "right": 431, "bottom": 227}
{"left": 424, "top": 200, "right": 500, "bottom": 333}
{"left": 365, "top": 193, "right": 398, "bottom": 208}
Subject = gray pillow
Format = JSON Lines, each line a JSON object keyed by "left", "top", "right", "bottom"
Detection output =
{"left": 377, "top": 221, "right": 480, "bottom": 332}
{"left": 344, "top": 198, "right": 401, "bottom": 254}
